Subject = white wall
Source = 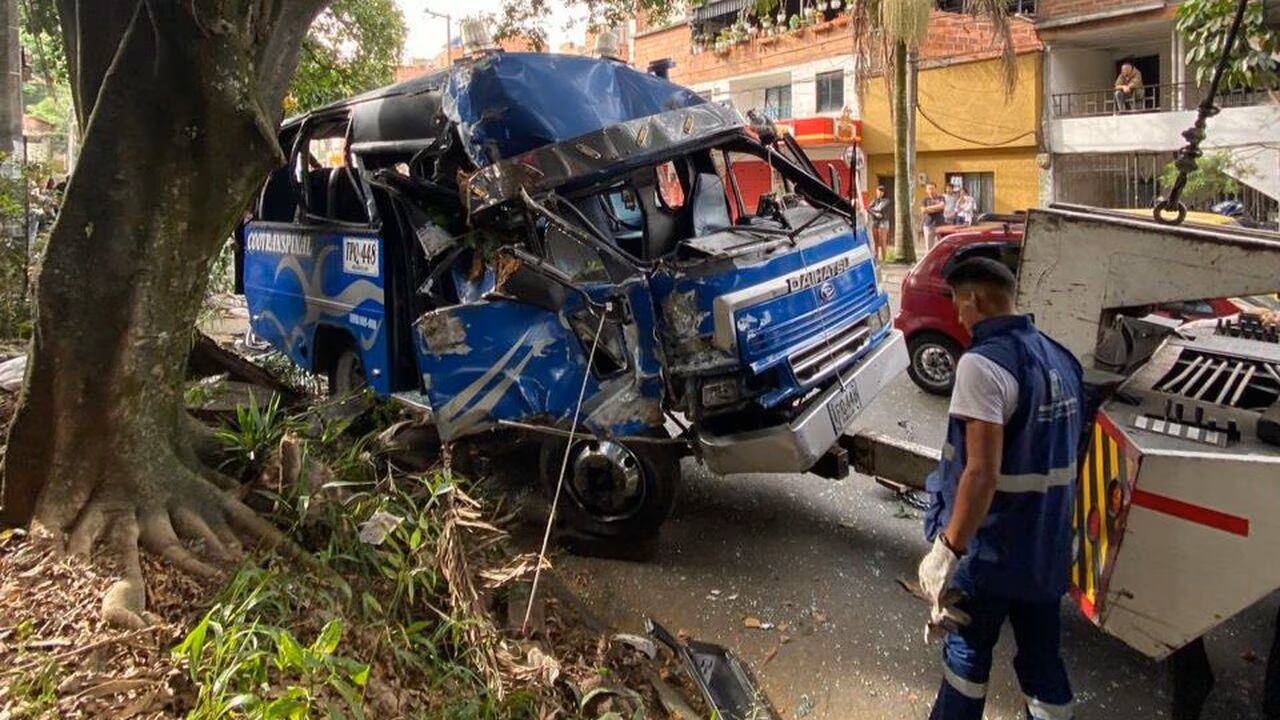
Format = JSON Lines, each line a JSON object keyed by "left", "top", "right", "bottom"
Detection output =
{"left": 1048, "top": 104, "right": 1280, "bottom": 199}
{"left": 1048, "top": 46, "right": 1116, "bottom": 95}
{"left": 1046, "top": 39, "right": 1172, "bottom": 96}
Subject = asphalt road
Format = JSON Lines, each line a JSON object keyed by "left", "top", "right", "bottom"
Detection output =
{"left": 523, "top": 265, "right": 1280, "bottom": 720}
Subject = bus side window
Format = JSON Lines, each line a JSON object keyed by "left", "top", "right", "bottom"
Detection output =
{"left": 293, "top": 118, "right": 370, "bottom": 226}
{"left": 257, "top": 166, "right": 295, "bottom": 223}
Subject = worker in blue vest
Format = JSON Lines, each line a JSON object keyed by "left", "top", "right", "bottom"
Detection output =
{"left": 917, "top": 257, "right": 1084, "bottom": 720}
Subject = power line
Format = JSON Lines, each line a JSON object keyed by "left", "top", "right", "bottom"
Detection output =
{"left": 916, "top": 102, "right": 1036, "bottom": 147}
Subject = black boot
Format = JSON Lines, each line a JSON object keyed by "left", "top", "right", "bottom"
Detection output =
{"left": 1169, "top": 638, "right": 1215, "bottom": 720}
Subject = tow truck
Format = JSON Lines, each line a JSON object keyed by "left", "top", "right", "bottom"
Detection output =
{"left": 850, "top": 2, "right": 1280, "bottom": 712}
{"left": 849, "top": 204, "right": 1280, "bottom": 717}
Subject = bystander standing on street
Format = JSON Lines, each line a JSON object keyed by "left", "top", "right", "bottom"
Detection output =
{"left": 921, "top": 182, "right": 947, "bottom": 251}
{"left": 869, "top": 185, "right": 892, "bottom": 261}
{"left": 943, "top": 180, "right": 961, "bottom": 224}
{"left": 955, "top": 187, "right": 977, "bottom": 226}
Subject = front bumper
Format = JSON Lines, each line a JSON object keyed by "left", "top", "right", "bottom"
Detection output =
{"left": 696, "top": 330, "right": 907, "bottom": 474}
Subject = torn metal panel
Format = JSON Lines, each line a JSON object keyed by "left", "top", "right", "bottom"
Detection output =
{"left": 412, "top": 289, "right": 665, "bottom": 442}
{"left": 582, "top": 376, "right": 665, "bottom": 436}
{"left": 647, "top": 618, "right": 781, "bottom": 720}
{"left": 417, "top": 312, "right": 471, "bottom": 356}
{"left": 662, "top": 290, "right": 710, "bottom": 341}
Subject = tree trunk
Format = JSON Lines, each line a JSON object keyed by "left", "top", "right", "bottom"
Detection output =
{"left": 892, "top": 40, "right": 917, "bottom": 263}
{"left": 1, "top": 0, "right": 323, "bottom": 627}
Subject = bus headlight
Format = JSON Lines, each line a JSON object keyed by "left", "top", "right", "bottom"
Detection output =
{"left": 866, "top": 303, "right": 891, "bottom": 333}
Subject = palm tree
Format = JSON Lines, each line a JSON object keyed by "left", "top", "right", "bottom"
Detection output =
{"left": 849, "top": 0, "right": 1016, "bottom": 263}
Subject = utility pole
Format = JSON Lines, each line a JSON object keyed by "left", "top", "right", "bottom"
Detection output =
{"left": 424, "top": 8, "right": 452, "bottom": 65}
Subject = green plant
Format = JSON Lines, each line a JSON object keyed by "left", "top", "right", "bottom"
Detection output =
{"left": 1177, "top": 0, "right": 1279, "bottom": 91}
{"left": 1159, "top": 150, "right": 1248, "bottom": 208}
{"left": 3, "top": 658, "right": 63, "bottom": 718}
{"left": 194, "top": 394, "right": 558, "bottom": 716}
{"left": 184, "top": 374, "right": 229, "bottom": 409}
{"left": 0, "top": 157, "right": 41, "bottom": 341}
{"left": 216, "top": 391, "right": 298, "bottom": 478}
{"left": 175, "top": 568, "right": 370, "bottom": 719}
{"left": 754, "top": 0, "right": 780, "bottom": 17}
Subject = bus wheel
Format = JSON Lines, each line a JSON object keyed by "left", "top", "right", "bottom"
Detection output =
{"left": 328, "top": 347, "right": 366, "bottom": 397}
{"left": 539, "top": 434, "right": 677, "bottom": 540}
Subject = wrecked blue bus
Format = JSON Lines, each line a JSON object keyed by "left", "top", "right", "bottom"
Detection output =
{"left": 238, "top": 50, "right": 907, "bottom": 538}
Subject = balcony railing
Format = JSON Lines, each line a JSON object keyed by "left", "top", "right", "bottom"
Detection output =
{"left": 1052, "top": 81, "right": 1276, "bottom": 119}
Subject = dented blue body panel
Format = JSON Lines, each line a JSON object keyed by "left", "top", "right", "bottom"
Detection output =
{"left": 412, "top": 277, "right": 667, "bottom": 440}
{"left": 241, "top": 223, "right": 392, "bottom": 395}
{"left": 445, "top": 53, "right": 706, "bottom": 167}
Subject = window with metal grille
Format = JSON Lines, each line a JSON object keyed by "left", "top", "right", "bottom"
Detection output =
{"left": 764, "top": 85, "right": 792, "bottom": 120}
{"left": 1053, "top": 153, "right": 1278, "bottom": 225}
{"left": 816, "top": 71, "right": 844, "bottom": 113}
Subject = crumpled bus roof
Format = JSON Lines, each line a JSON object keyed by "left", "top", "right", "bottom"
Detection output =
{"left": 321, "top": 52, "right": 707, "bottom": 167}
{"left": 443, "top": 52, "right": 706, "bottom": 166}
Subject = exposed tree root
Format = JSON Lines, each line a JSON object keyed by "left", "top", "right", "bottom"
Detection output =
{"left": 37, "top": 449, "right": 292, "bottom": 630}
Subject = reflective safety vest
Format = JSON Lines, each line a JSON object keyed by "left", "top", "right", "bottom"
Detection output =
{"left": 925, "top": 315, "right": 1085, "bottom": 601}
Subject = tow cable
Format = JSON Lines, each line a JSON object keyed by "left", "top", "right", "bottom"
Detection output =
{"left": 522, "top": 308, "right": 609, "bottom": 635}
{"left": 1155, "top": 0, "right": 1251, "bottom": 226}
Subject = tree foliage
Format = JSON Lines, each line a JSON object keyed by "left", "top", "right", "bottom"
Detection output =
{"left": 18, "top": 0, "right": 65, "bottom": 88}
{"left": 19, "top": 0, "right": 71, "bottom": 136}
{"left": 491, "top": 0, "right": 679, "bottom": 49}
{"left": 1176, "top": 0, "right": 1280, "bottom": 91}
{"left": 287, "top": 0, "right": 407, "bottom": 114}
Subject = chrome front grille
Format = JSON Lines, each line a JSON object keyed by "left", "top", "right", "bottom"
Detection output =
{"left": 789, "top": 320, "right": 871, "bottom": 384}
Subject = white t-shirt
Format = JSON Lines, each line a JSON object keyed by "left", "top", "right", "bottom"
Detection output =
{"left": 949, "top": 353, "right": 1019, "bottom": 425}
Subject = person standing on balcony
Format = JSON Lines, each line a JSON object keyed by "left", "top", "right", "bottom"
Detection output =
{"left": 922, "top": 182, "right": 947, "bottom": 250}
{"left": 1114, "top": 60, "right": 1144, "bottom": 113}
{"left": 869, "top": 185, "right": 892, "bottom": 261}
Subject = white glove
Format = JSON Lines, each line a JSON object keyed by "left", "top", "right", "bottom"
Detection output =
{"left": 917, "top": 534, "right": 960, "bottom": 622}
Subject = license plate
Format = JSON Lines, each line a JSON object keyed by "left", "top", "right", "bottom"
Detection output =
{"left": 828, "top": 381, "right": 863, "bottom": 434}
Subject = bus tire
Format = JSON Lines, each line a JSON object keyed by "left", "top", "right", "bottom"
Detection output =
{"left": 328, "top": 346, "right": 366, "bottom": 397}
{"left": 539, "top": 432, "right": 678, "bottom": 540}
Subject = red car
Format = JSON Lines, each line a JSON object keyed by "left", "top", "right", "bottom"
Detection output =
{"left": 894, "top": 218, "right": 1244, "bottom": 394}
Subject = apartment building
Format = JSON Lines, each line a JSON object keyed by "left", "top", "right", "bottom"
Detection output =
{"left": 633, "top": 1, "right": 1045, "bottom": 215}
{"left": 1038, "top": 0, "right": 1279, "bottom": 222}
